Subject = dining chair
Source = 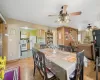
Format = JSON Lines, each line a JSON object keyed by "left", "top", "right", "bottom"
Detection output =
{"left": 96, "top": 56, "right": 100, "bottom": 80}
{"left": 64, "top": 46, "right": 73, "bottom": 52}
{"left": 70, "top": 50, "right": 84, "bottom": 80}
{"left": 40, "top": 44, "right": 47, "bottom": 49}
{"left": 58, "top": 45, "right": 64, "bottom": 51}
{"left": 32, "top": 48, "right": 58, "bottom": 80}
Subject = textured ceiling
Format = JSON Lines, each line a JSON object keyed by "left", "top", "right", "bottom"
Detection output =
{"left": 0, "top": 0, "right": 100, "bottom": 30}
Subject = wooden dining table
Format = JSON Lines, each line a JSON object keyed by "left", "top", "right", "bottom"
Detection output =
{"left": 39, "top": 48, "right": 76, "bottom": 80}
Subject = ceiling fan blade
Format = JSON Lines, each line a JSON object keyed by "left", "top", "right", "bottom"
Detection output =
{"left": 62, "top": 5, "right": 68, "bottom": 14}
{"left": 69, "top": 11, "right": 82, "bottom": 16}
{"left": 48, "top": 15, "right": 58, "bottom": 16}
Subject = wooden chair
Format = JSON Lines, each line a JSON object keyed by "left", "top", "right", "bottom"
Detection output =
{"left": 96, "top": 56, "right": 100, "bottom": 80}
{"left": 58, "top": 45, "right": 64, "bottom": 51}
{"left": 70, "top": 50, "right": 84, "bottom": 80}
{"left": 64, "top": 46, "right": 73, "bottom": 52}
{"left": 32, "top": 48, "right": 58, "bottom": 80}
{"left": 40, "top": 44, "right": 47, "bottom": 49}
{"left": 59, "top": 45, "right": 73, "bottom": 52}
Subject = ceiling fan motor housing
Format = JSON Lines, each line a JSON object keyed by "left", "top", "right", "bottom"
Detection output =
{"left": 60, "top": 10, "right": 67, "bottom": 16}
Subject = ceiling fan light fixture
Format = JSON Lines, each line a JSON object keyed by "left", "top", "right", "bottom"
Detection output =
{"left": 57, "top": 18, "right": 60, "bottom": 21}
{"left": 65, "top": 15, "right": 70, "bottom": 19}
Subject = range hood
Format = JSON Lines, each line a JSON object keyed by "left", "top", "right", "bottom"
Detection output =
{"left": 0, "top": 13, "right": 6, "bottom": 24}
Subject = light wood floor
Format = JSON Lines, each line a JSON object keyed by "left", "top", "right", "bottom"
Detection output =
{"left": 6, "top": 57, "right": 100, "bottom": 80}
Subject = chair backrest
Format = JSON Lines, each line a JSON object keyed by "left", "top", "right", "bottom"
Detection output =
{"left": 75, "top": 50, "right": 84, "bottom": 80}
{"left": 59, "top": 45, "right": 73, "bottom": 52}
{"left": 40, "top": 44, "right": 47, "bottom": 49}
{"left": 58, "top": 45, "right": 64, "bottom": 50}
{"left": 32, "top": 48, "right": 47, "bottom": 79}
{"left": 64, "top": 46, "right": 73, "bottom": 52}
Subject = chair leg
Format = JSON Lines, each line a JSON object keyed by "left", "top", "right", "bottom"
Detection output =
{"left": 33, "top": 65, "right": 36, "bottom": 76}
{"left": 96, "top": 58, "right": 98, "bottom": 80}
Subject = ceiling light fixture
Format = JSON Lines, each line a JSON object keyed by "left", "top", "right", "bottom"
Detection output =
{"left": 57, "top": 15, "right": 70, "bottom": 24}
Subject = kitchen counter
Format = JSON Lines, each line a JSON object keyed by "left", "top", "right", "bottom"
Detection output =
{"left": 34, "top": 43, "right": 47, "bottom": 49}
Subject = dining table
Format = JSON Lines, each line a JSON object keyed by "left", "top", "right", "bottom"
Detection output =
{"left": 39, "top": 48, "right": 77, "bottom": 80}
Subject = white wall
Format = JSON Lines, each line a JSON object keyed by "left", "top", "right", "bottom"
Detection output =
{"left": 6, "top": 18, "right": 57, "bottom": 61}
{"left": 7, "top": 24, "right": 20, "bottom": 60}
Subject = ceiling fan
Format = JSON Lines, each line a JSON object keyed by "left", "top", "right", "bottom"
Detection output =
{"left": 48, "top": 5, "right": 82, "bottom": 23}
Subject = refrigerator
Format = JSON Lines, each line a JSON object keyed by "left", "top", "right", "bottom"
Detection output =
{"left": 0, "top": 33, "right": 2, "bottom": 56}
{"left": 30, "top": 36, "right": 36, "bottom": 50}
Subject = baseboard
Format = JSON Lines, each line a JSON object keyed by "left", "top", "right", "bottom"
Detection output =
{"left": 7, "top": 59, "right": 20, "bottom": 64}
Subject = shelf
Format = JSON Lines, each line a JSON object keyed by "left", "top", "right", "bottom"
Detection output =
{"left": 46, "top": 31, "right": 53, "bottom": 46}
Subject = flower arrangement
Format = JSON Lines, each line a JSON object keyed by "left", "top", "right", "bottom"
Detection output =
{"left": 0, "top": 56, "right": 6, "bottom": 80}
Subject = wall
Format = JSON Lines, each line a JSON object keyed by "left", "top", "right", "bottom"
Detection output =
{"left": 6, "top": 18, "right": 57, "bottom": 61}
{"left": 20, "top": 29, "right": 37, "bottom": 36}
{"left": 6, "top": 18, "right": 50, "bottom": 30}
{"left": 80, "top": 30, "right": 93, "bottom": 43}
{"left": 7, "top": 25, "right": 20, "bottom": 60}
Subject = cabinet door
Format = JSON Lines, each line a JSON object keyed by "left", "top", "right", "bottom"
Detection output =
{"left": 71, "top": 29, "right": 78, "bottom": 41}
{"left": 0, "top": 24, "right": 8, "bottom": 57}
{"left": 57, "top": 27, "right": 64, "bottom": 45}
{"left": 37, "top": 29, "right": 45, "bottom": 38}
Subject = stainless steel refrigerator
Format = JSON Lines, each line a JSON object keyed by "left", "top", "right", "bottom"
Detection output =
{"left": 0, "top": 33, "right": 2, "bottom": 56}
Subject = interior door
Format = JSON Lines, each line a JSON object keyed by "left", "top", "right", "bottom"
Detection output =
{"left": 0, "top": 24, "right": 8, "bottom": 57}
{"left": 8, "top": 25, "right": 20, "bottom": 60}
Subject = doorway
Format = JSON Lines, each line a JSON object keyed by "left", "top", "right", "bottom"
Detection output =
{"left": 20, "top": 27, "right": 37, "bottom": 59}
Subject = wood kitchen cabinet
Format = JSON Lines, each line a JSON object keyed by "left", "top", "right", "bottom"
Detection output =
{"left": 57, "top": 26, "right": 78, "bottom": 46}
{"left": 37, "top": 29, "right": 45, "bottom": 38}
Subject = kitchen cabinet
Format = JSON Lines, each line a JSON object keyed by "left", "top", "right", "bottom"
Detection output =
{"left": 57, "top": 26, "right": 78, "bottom": 46}
{"left": 37, "top": 29, "right": 45, "bottom": 38}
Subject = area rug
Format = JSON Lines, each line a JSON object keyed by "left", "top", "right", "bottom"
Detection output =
{"left": 4, "top": 66, "right": 20, "bottom": 80}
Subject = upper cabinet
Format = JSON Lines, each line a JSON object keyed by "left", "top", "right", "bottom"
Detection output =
{"left": 57, "top": 26, "right": 78, "bottom": 46}
{"left": 57, "top": 27, "right": 64, "bottom": 45}
{"left": 37, "top": 29, "right": 45, "bottom": 38}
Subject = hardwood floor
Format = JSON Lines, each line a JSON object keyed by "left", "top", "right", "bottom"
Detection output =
{"left": 6, "top": 57, "right": 100, "bottom": 80}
